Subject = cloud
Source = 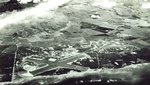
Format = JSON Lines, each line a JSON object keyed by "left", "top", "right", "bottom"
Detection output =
{"left": 0, "top": 0, "right": 70, "bottom": 31}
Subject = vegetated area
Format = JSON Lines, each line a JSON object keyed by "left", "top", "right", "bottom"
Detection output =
{"left": 0, "top": 0, "right": 150, "bottom": 85}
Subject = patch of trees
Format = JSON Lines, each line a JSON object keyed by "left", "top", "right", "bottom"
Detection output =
{"left": 0, "top": 0, "right": 22, "bottom": 12}
{"left": 0, "top": 0, "right": 41, "bottom": 13}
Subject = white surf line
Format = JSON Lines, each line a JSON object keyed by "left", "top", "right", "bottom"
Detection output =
{"left": 0, "top": 0, "right": 71, "bottom": 31}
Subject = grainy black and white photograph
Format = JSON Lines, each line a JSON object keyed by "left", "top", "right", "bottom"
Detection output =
{"left": 0, "top": 0, "right": 150, "bottom": 85}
